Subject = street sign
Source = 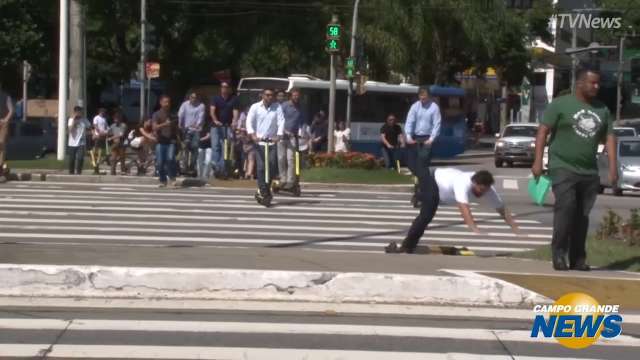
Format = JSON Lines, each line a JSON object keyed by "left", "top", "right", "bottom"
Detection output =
{"left": 145, "top": 62, "right": 160, "bottom": 79}
{"left": 346, "top": 57, "right": 355, "bottom": 78}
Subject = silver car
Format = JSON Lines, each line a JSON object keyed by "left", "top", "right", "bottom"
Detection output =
{"left": 494, "top": 124, "right": 538, "bottom": 168}
{"left": 597, "top": 136, "right": 640, "bottom": 196}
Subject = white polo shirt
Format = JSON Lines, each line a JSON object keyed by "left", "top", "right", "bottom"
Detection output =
{"left": 434, "top": 168, "right": 504, "bottom": 209}
{"left": 93, "top": 114, "right": 108, "bottom": 136}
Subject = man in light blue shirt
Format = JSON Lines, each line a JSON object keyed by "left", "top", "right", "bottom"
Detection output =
{"left": 178, "top": 92, "right": 205, "bottom": 175}
{"left": 405, "top": 87, "right": 442, "bottom": 180}
{"left": 247, "top": 88, "right": 285, "bottom": 204}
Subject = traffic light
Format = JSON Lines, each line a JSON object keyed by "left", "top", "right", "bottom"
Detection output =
{"left": 345, "top": 57, "right": 355, "bottom": 79}
{"left": 325, "top": 23, "right": 341, "bottom": 54}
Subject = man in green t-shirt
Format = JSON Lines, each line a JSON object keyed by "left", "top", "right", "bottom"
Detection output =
{"left": 532, "top": 67, "right": 618, "bottom": 271}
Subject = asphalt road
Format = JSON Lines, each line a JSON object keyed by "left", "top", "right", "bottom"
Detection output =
{"left": 1, "top": 298, "right": 638, "bottom": 359}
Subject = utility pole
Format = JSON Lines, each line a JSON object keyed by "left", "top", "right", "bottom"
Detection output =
{"left": 616, "top": 34, "right": 626, "bottom": 123}
{"left": 326, "top": 14, "right": 341, "bottom": 153}
{"left": 346, "top": 0, "right": 361, "bottom": 130}
{"left": 69, "top": 0, "right": 85, "bottom": 115}
{"left": 57, "top": 0, "right": 69, "bottom": 161}
{"left": 22, "top": 61, "right": 31, "bottom": 123}
{"left": 140, "top": 0, "right": 147, "bottom": 122}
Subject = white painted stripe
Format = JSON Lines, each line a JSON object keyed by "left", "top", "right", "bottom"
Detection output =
{"left": 0, "top": 345, "right": 592, "bottom": 360}
{"left": 0, "top": 224, "right": 548, "bottom": 245}
{"left": 0, "top": 188, "right": 416, "bottom": 204}
{"left": 0, "top": 187, "right": 495, "bottom": 209}
{"left": 1, "top": 319, "right": 637, "bottom": 347}
{"left": 100, "top": 187, "right": 135, "bottom": 191}
{"left": 0, "top": 217, "right": 549, "bottom": 238}
{"left": 0, "top": 233, "right": 533, "bottom": 252}
{"left": 0, "top": 205, "right": 543, "bottom": 224}
{"left": 502, "top": 179, "right": 519, "bottom": 190}
{"left": 4, "top": 297, "right": 640, "bottom": 324}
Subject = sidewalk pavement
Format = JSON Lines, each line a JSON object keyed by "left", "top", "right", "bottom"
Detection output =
{"left": 1, "top": 243, "right": 638, "bottom": 309}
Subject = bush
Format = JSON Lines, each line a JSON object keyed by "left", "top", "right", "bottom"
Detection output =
{"left": 596, "top": 208, "right": 640, "bottom": 246}
{"left": 308, "top": 152, "right": 383, "bottom": 170}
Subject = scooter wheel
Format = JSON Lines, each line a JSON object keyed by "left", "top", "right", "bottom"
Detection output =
{"left": 411, "top": 194, "right": 420, "bottom": 208}
{"left": 272, "top": 185, "right": 280, "bottom": 194}
{"left": 254, "top": 192, "right": 262, "bottom": 204}
{"left": 292, "top": 185, "right": 301, "bottom": 197}
{"left": 262, "top": 195, "right": 272, "bottom": 207}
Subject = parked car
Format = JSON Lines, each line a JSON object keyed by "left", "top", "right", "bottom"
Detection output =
{"left": 613, "top": 127, "right": 637, "bottom": 138}
{"left": 597, "top": 136, "right": 640, "bottom": 196}
{"left": 494, "top": 123, "right": 538, "bottom": 167}
{"left": 5, "top": 118, "right": 54, "bottom": 161}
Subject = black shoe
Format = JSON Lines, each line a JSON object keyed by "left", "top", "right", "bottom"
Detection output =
{"left": 570, "top": 259, "right": 591, "bottom": 271}
{"left": 552, "top": 254, "right": 569, "bottom": 271}
{"left": 385, "top": 241, "right": 409, "bottom": 254}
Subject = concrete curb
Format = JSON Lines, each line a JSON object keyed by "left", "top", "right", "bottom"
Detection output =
{"left": 0, "top": 264, "right": 551, "bottom": 308}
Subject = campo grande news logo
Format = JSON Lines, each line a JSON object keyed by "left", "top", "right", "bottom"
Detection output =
{"left": 530, "top": 292, "right": 623, "bottom": 349}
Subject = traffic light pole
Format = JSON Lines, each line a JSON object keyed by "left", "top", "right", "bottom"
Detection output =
{"left": 57, "top": 0, "right": 69, "bottom": 161}
{"left": 328, "top": 54, "right": 336, "bottom": 153}
{"left": 616, "top": 34, "right": 625, "bottom": 123}
{"left": 346, "top": 0, "right": 361, "bottom": 130}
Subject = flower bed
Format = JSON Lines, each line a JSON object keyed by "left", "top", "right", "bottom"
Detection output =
{"left": 308, "top": 152, "right": 383, "bottom": 170}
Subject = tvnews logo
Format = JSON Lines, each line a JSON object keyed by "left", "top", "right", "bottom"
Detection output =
{"left": 554, "top": 13, "right": 623, "bottom": 29}
{"left": 530, "top": 292, "right": 623, "bottom": 349}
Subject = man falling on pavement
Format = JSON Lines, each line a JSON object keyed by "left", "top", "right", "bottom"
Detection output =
{"left": 386, "top": 168, "right": 520, "bottom": 254}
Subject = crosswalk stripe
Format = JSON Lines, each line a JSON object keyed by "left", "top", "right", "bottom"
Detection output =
{"left": 1, "top": 318, "right": 637, "bottom": 347}
{"left": 0, "top": 344, "right": 598, "bottom": 360}
{"left": 0, "top": 217, "right": 549, "bottom": 238}
{"left": 0, "top": 205, "right": 544, "bottom": 224}
{"left": 0, "top": 198, "right": 505, "bottom": 216}
{"left": 0, "top": 225, "right": 548, "bottom": 245}
{"left": 0, "top": 212, "right": 551, "bottom": 231}
{"left": 0, "top": 233, "right": 534, "bottom": 252}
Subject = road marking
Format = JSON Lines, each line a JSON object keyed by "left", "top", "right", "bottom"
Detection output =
{"left": 0, "top": 217, "right": 550, "bottom": 238}
{"left": 0, "top": 345, "right": 599, "bottom": 360}
{"left": 100, "top": 187, "right": 135, "bottom": 191}
{"left": 502, "top": 179, "right": 519, "bottom": 190}
{"left": 0, "top": 205, "right": 542, "bottom": 224}
{"left": 0, "top": 319, "right": 637, "bottom": 347}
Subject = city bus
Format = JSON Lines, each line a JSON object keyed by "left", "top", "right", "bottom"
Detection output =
{"left": 237, "top": 75, "right": 467, "bottom": 158}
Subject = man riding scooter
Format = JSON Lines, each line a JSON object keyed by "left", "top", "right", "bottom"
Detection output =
{"left": 273, "top": 88, "right": 304, "bottom": 197}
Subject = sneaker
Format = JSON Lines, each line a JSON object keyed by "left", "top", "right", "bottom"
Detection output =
{"left": 552, "top": 254, "right": 569, "bottom": 271}
{"left": 385, "top": 241, "right": 408, "bottom": 254}
{"left": 570, "top": 258, "right": 591, "bottom": 271}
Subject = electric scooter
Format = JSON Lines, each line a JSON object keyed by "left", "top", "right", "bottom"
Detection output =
{"left": 255, "top": 139, "right": 274, "bottom": 207}
{"left": 272, "top": 135, "right": 302, "bottom": 197}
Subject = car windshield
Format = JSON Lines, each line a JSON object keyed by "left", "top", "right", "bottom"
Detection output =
{"left": 503, "top": 126, "right": 537, "bottom": 137}
{"left": 620, "top": 141, "right": 640, "bottom": 157}
{"left": 614, "top": 129, "right": 636, "bottom": 137}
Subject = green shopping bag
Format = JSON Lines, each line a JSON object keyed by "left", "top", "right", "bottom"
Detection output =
{"left": 528, "top": 175, "right": 551, "bottom": 206}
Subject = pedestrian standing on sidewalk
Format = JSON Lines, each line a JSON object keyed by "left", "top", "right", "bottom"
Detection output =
{"left": 405, "top": 87, "right": 441, "bottom": 179}
{"left": 67, "top": 106, "right": 91, "bottom": 175}
{"left": 334, "top": 120, "right": 351, "bottom": 153}
{"left": 385, "top": 168, "right": 520, "bottom": 254}
{"left": 178, "top": 92, "right": 205, "bottom": 176}
{"left": 90, "top": 107, "right": 109, "bottom": 175}
{"left": 152, "top": 95, "right": 179, "bottom": 188}
{"left": 210, "top": 81, "right": 239, "bottom": 179}
{"left": 380, "top": 114, "right": 404, "bottom": 170}
{"left": 246, "top": 88, "right": 284, "bottom": 203}
{"left": 532, "top": 67, "right": 617, "bottom": 271}
{"left": 278, "top": 88, "right": 305, "bottom": 189}
{"left": 107, "top": 111, "right": 128, "bottom": 175}
{"left": 276, "top": 89, "right": 287, "bottom": 105}
{"left": 0, "top": 80, "right": 14, "bottom": 181}
{"left": 310, "top": 111, "right": 328, "bottom": 153}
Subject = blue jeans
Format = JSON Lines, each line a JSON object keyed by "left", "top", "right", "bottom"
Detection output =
{"left": 210, "top": 126, "right": 232, "bottom": 176}
{"left": 68, "top": 145, "right": 86, "bottom": 175}
{"left": 183, "top": 130, "right": 200, "bottom": 173}
{"left": 382, "top": 146, "right": 397, "bottom": 170}
{"left": 155, "top": 143, "right": 177, "bottom": 183}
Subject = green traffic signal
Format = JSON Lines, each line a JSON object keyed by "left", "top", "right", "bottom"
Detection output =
{"left": 326, "top": 24, "right": 341, "bottom": 38}
{"left": 326, "top": 39, "right": 340, "bottom": 51}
